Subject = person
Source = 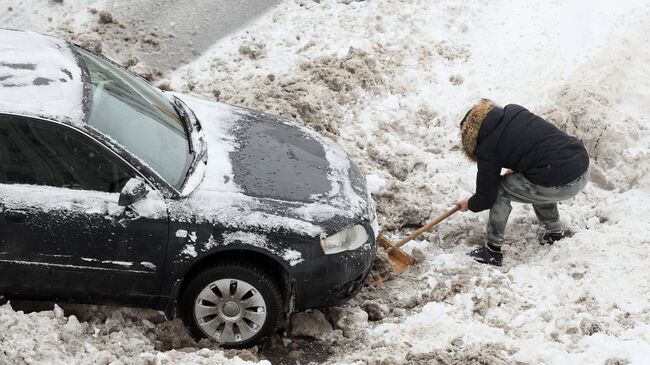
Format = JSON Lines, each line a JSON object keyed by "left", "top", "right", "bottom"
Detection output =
{"left": 455, "top": 99, "right": 589, "bottom": 266}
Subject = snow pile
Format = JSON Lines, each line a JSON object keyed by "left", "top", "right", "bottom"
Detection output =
{"left": 166, "top": 0, "right": 650, "bottom": 363}
{"left": 1, "top": 0, "right": 649, "bottom": 364}
{"left": 1, "top": 0, "right": 169, "bottom": 80}
{"left": 167, "top": 0, "right": 477, "bottom": 231}
{"left": 539, "top": 30, "right": 650, "bottom": 191}
{"left": 0, "top": 303, "right": 269, "bottom": 365}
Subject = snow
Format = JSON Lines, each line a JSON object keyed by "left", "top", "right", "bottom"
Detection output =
{"left": 365, "top": 174, "right": 385, "bottom": 194}
{"left": 281, "top": 249, "right": 304, "bottom": 267}
{"left": 0, "top": 183, "right": 122, "bottom": 216}
{"left": 101, "top": 260, "right": 133, "bottom": 268}
{"left": 165, "top": 0, "right": 650, "bottom": 363}
{"left": 0, "top": 29, "right": 84, "bottom": 124}
{"left": 172, "top": 93, "right": 242, "bottom": 195}
{"left": 180, "top": 158, "right": 207, "bottom": 196}
{"left": 140, "top": 261, "right": 156, "bottom": 270}
{"left": 0, "top": 180, "right": 166, "bottom": 222}
{"left": 0, "top": 303, "right": 268, "bottom": 365}
{"left": 2, "top": 0, "right": 650, "bottom": 364}
{"left": 222, "top": 232, "right": 305, "bottom": 266}
{"left": 188, "top": 231, "right": 197, "bottom": 242}
{"left": 129, "top": 188, "right": 167, "bottom": 219}
{"left": 180, "top": 244, "right": 198, "bottom": 258}
{"left": 223, "top": 232, "right": 268, "bottom": 247}
{"left": 169, "top": 92, "right": 371, "bottom": 238}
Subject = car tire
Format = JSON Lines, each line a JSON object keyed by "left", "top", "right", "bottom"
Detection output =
{"left": 180, "top": 262, "right": 282, "bottom": 349}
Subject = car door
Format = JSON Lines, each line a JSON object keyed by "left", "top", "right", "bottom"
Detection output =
{"left": 0, "top": 114, "right": 169, "bottom": 306}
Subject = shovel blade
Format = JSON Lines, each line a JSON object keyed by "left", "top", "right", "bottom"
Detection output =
{"left": 377, "top": 234, "right": 415, "bottom": 275}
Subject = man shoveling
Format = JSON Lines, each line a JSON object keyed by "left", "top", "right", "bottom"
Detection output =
{"left": 455, "top": 99, "right": 589, "bottom": 266}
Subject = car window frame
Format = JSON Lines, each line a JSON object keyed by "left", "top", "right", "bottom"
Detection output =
{"left": 70, "top": 44, "right": 189, "bottom": 199}
{"left": 0, "top": 112, "right": 159, "bottom": 195}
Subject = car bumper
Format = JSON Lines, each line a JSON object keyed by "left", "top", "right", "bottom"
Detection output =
{"left": 292, "top": 225, "right": 376, "bottom": 310}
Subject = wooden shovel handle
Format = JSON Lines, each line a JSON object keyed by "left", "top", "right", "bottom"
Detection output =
{"left": 394, "top": 205, "right": 460, "bottom": 248}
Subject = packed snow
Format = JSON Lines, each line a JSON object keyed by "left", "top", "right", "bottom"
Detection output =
{"left": 0, "top": 30, "right": 84, "bottom": 124}
{"left": 1, "top": 0, "right": 649, "bottom": 364}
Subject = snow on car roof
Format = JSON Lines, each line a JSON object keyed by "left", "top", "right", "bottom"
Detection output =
{"left": 0, "top": 29, "right": 84, "bottom": 124}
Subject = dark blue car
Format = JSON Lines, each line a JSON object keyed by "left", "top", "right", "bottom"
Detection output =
{"left": 0, "top": 29, "right": 377, "bottom": 348}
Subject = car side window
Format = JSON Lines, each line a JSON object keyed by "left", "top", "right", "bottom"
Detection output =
{"left": 0, "top": 115, "right": 134, "bottom": 193}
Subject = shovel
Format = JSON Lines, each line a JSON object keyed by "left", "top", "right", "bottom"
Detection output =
{"left": 377, "top": 205, "right": 460, "bottom": 275}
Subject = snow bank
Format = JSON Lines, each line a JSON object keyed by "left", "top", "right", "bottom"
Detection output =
{"left": 0, "top": 303, "right": 269, "bottom": 365}
{"left": 167, "top": 0, "right": 650, "bottom": 363}
{"left": 1, "top": 0, "right": 171, "bottom": 81}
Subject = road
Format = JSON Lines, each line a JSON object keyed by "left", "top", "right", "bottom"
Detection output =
{"left": 107, "top": 0, "right": 280, "bottom": 73}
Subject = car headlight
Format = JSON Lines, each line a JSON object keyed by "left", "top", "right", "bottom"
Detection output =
{"left": 321, "top": 225, "right": 369, "bottom": 255}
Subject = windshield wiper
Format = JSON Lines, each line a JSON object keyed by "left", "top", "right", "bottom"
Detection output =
{"left": 172, "top": 96, "right": 194, "bottom": 154}
{"left": 171, "top": 96, "right": 208, "bottom": 195}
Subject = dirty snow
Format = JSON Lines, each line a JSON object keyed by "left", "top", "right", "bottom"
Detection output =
{"left": 1, "top": 0, "right": 650, "bottom": 364}
{"left": 167, "top": 0, "right": 650, "bottom": 363}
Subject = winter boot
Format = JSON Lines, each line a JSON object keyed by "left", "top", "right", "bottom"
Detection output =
{"left": 467, "top": 243, "right": 503, "bottom": 266}
{"left": 540, "top": 229, "right": 565, "bottom": 245}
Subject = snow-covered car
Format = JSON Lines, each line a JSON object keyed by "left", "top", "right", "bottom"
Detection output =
{"left": 0, "top": 29, "right": 378, "bottom": 348}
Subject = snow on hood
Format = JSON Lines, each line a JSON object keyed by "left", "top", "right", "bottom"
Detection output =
{"left": 169, "top": 93, "right": 372, "bottom": 237}
{"left": 0, "top": 29, "right": 84, "bottom": 124}
{"left": 174, "top": 94, "right": 240, "bottom": 195}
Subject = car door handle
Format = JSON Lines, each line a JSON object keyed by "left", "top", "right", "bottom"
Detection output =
{"left": 5, "top": 210, "right": 27, "bottom": 223}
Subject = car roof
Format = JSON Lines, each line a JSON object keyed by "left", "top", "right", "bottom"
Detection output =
{"left": 0, "top": 29, "right": 85, "bottom": 125}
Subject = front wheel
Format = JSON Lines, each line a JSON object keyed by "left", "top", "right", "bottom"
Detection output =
{"left": 180, "top": 262, "right": 282, "bottom": 349}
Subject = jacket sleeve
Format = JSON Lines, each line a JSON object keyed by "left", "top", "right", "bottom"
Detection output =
{"left": 468, "top": 159, "right": 502, "bottom": 212}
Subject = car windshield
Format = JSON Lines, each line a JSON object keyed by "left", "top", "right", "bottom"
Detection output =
{"left": 73, "top": 46, "right": 192, "bottom": 189}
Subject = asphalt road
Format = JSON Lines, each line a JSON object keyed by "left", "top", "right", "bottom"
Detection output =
{"left": 107, "top": 0, "right": 280, "bottom": 73}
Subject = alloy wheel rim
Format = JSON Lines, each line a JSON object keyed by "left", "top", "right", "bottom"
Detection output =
{"left": 194, "top": 278, "right": 267, "bottom": 343}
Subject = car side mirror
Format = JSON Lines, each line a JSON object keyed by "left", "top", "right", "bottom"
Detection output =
{"left": 118, "top": 178, "right": 148, "bottom": 207}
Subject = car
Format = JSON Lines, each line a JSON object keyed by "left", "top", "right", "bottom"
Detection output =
{"left": 0, "top": 29, "right": 378, "bottom": 348}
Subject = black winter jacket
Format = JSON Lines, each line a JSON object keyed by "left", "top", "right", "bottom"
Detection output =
{"left": 468, "top": 104, "right": 589, "bottom": 212}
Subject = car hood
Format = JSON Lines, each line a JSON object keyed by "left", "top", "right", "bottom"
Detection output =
{"left": 168, "top": 93, "right": 373, "bottom": 237}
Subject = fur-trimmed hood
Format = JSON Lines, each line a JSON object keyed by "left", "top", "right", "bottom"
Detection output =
{"left": 460, "top": 99, "right": 497, "bottom": 161}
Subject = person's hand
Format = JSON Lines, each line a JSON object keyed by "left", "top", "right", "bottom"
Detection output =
{"left": 503, "top": 169, "right": 514, "bottom": 175}
{"left": 455, "top": 198, "right": 469, "bottom": 212}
